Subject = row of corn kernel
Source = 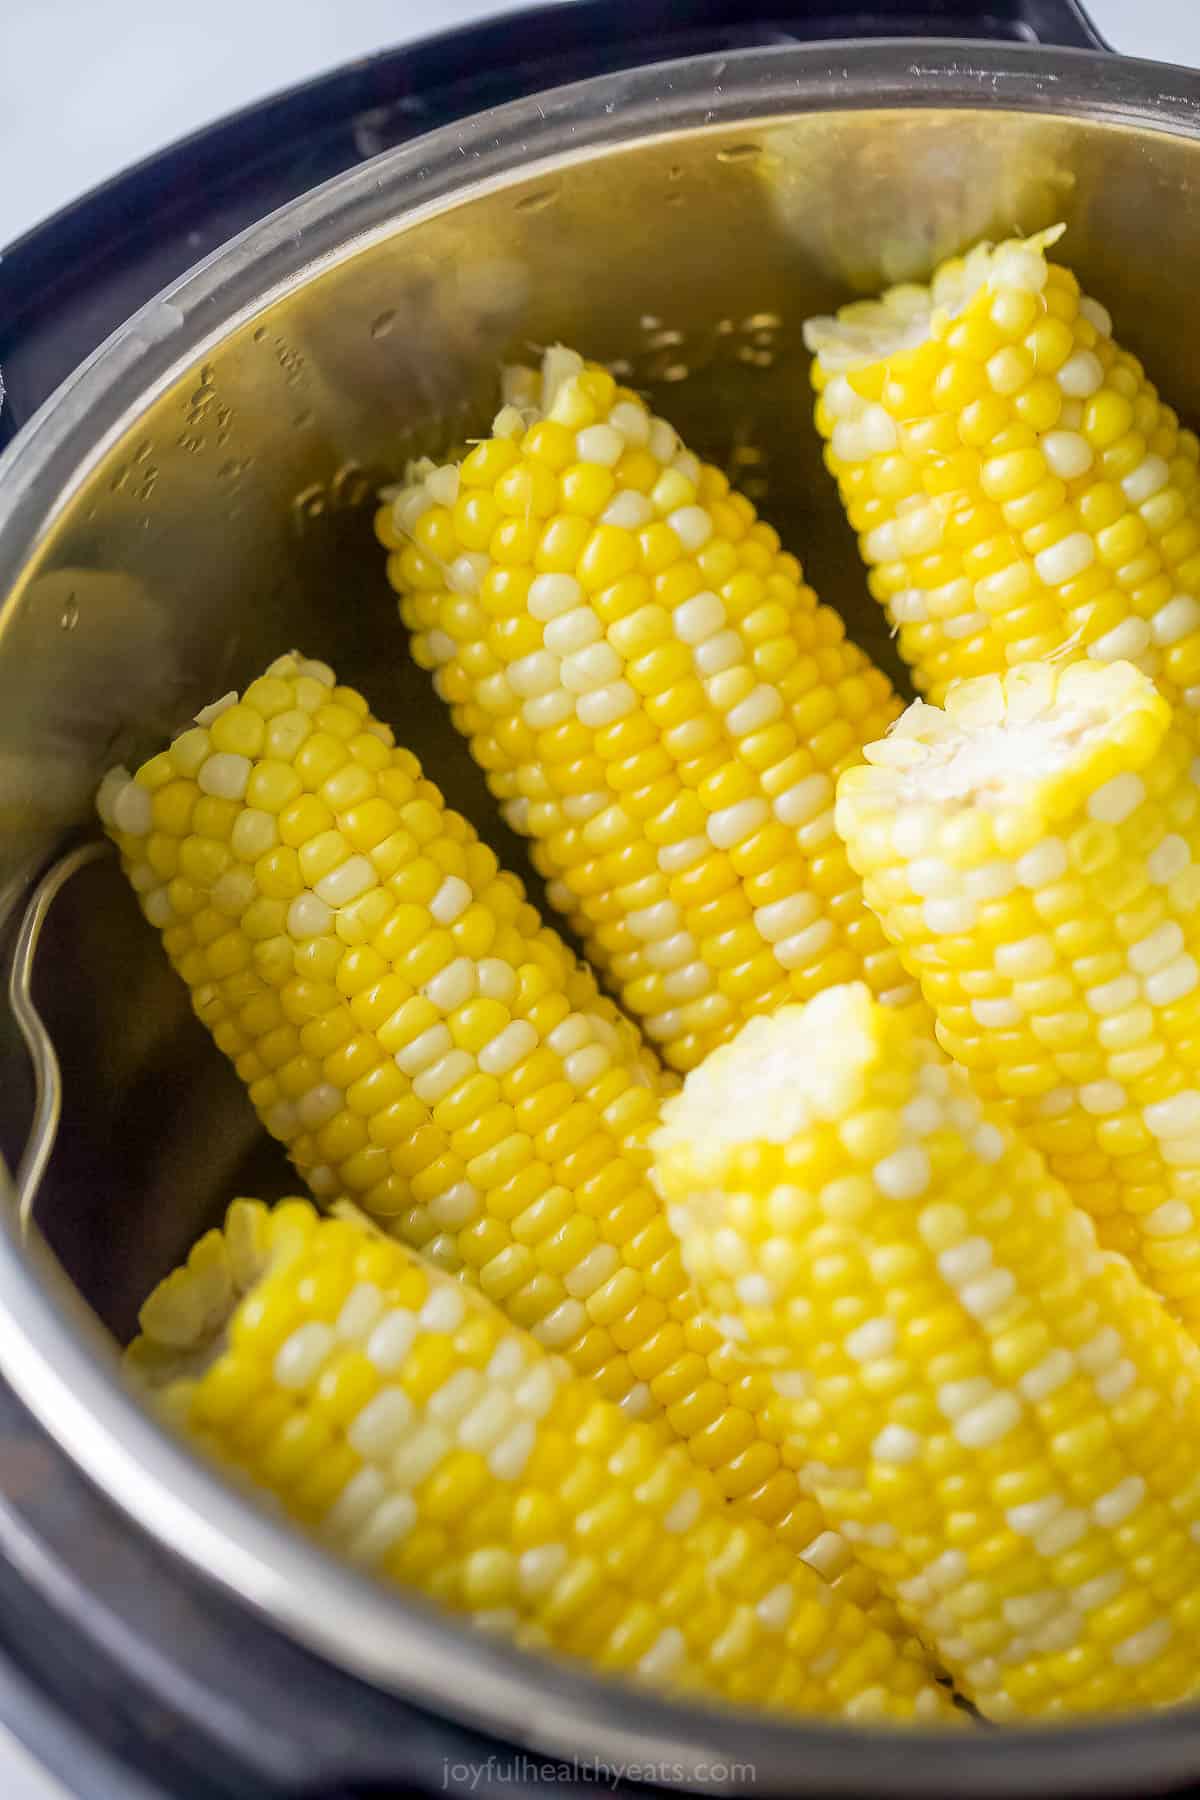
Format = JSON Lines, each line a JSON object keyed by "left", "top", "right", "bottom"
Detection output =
{"left": 806, "top": 230, "right": 1200, "bottom": 728}
{"left": 379, "top": 347, "right": 916, "bottom": 1073}
{"left": 654, "top": 987, "right": 1200, "bottom": 1719}
{"left": 97, "top": 651, "right": 883, "bottom": 1596}
{"left": 836, "top": 661, "right": 1200, "bottom": 1331}
{"left": 130, "top": 1198, "right": 952, "bottom": 1721}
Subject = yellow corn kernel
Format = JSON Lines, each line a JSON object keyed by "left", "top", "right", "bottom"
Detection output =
{"left": 379, "top": 346, "right": 918, "bottom": 1076}
{"left": 654, "top": 987, "right": 1200, "bottom": 1720}
{"left": 128, "top": 1200, "right": 952, "bottom": 1724}
{"left": 836, "top": 659, "right": 1200, "bottom": 1332}
{"left": 99, "top": 651, "right": 879, "bottom": 1598}
{"left": 805, "top": 227, "right": 1200, "bottom": 733}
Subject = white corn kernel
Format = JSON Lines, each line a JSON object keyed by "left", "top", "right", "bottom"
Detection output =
{"left": 530, "top": 1300, "right": 587, "bottom": 1350}
{"left": 1018, "top": 1349, "right": 1074, "bottom": 1400}
{"left": 673, "top": 591, "right": 725, "bottom": 643}
{"left": 1041, "top": 431, "right": 1093, "bottom": 479}
{"left": 528, "top": 573, "right": 584, "bottom": 620}
{"left": 773, "top": 918, "right": 834, "bottom": 970}
{"left": 1035, "top": 533, "right": 1094, "bottom": 586}
{"left": 430, "top": 876, "right": 471, "bottom": 924}
{"left": 1090, "top": 618, "right": 1151, "bottom": 663}
{"left": 694, "top": 629, "right": 742, "bottom": 676}
{"left": 1056, "top": 350, "right": 1104, "bottom": 397}
{"left": 727, "top": 685, "right": 783, "bottom": 736}
{"left": 508, "top": 651, "right": 561, "bottom": 698}
{"left": 798, "top": 1531, "right": 851, "bottom": 1578}
{"left": 198, "top": 753, "right": 251, "bottom": 800}
{"left": 296, "top": 1084, "right": 342, "bottom": 1129}
{"left": 231, "top": 809, "right": 278, "bottom": 859}
{"left": 845, "top": 1317, "right": 897, "bottom": 1361}
{"left": 873, "top": 1146, "right": 930, "bottom": 1201}
{"left": 707, "top": 797, "right": 768, "bottom": 849}
{"left": 871, "top": 1425, "right": 920, "bottom": 1464}
{"left": 543, "top": 608, "right": 603, "bottom": 656}
{"left": 1079, "top": 296, "right": 1112, "bottom": 336}
{"left": 1145, "top": 1091, "right": 1200, "bottom": 1138}
{"left": 275, "top": 1322, "right": 334, "bottom": 1388}
{"left": 475, "top": 959, "right": 517, "bottom": 1003}
{"left": 773, "top": 773, "right": 833, "bottom": 828}
{"left": 1087, "top": 772, "right": 1145, "bottom": 825}
{"left": 608, "top": 400, "right": 650, "bottom": 443}
{"left": 478, "top": 1020, "right": 538, "bottom": 1076}
{"left": 667, "top": 506, "right": 713, "bottom": 551}
{"left": 1147, "top": 956, "right": 1199, "bottom": 1006}
{"left": 346, "top": 1494, "right": 417, "bottom": 1566}
{"left": 287, "top": 893, "right": 334, "bottom": 939}
{"left": 1129, "top": 922, "right": 1185, "bottom": 975}
{"left": 754, "top": 894, "right": 819, "bottom": 943}
{"left": 412, "top": 1050, "right": 474, "bottom": 1105}
{"left": 954, "top": 1394, "right": 1021, "bottom": 1449}
{"left": 972, "top": 998, "right": 1021, "bottom": 1028}
{"left": 349, "top": 1387, "right": 415, "bottom": 1457}
{"left": 575, "top": 680, "right": 637, "bottom": 726}
{"left": 1148, "top": 835, "right": 1190, "bottom": 884}
{"left": 365, "top": 1309, "right": 419, "bottom": 1372}
{"left": 1113, "top": 1620, "right": 1172, "bottom": 1667}
{"left": 575, "top": 423, "right": 624, "bottom": 466}
{"left": 390, "top": 1422, "right": 450, "bottom": 1487}
{"left": 1123, "top": 455, "right": 1170, "bottom": 504}
{"left": 315, "top": 855, "right": 378, "bottom": 906}
{"left": 428, "top": 1181, "right": 481, "bottom": 1230}
{"left": 1079, "top": 1081, "right": 1126, "bottom": 1116}
{"left": 424, "top": 957, "right": 477, "bottom": 1012}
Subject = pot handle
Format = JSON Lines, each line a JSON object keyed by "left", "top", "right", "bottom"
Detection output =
{"left": 4, "top": 841, "right": 111, "bottom": 1237}
{"left": 1016, "top": 0, "right": 1108, "bottom": 46}
{"left": 752, "top": 1, "right": 1106, "bottom": 49}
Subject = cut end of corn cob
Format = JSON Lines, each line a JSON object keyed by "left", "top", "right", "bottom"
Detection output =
{"left": 377, "top": 343, "right": 918, "bottom": 1074}
{"left": 127, "top": 1197, "right": 312, "bottom": 1388}
{"left": 804, "top": 227, "right": 1067, "bottom": 373}
{"left": 129, "top": 1198, "right": 954, "bottom": 1724}
{"left": 652, "top": 984, "right": 880, "bottom": 1186}
{"left": 805, "top": 227, "right": 1200, "bottom": 720}
{"left": 846, "top": 659, "right": 1170, "bottom": 835}
{"left": 99, "top": 649, "right": 895, "bottom": 1597}
{"left": 654, "top": 987, "right": 1200, "bottom": 1720}
{"left": 836, "top": 660, "right": 1200, "bottom": 1329}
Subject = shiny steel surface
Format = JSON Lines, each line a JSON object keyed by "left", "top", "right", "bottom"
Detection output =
{"left": 5, "top": 37, "right": 1200, "bottom": 1791}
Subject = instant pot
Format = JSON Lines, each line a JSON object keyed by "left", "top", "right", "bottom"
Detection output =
{"left": 11, "top": 1, "right": 1200, "bottom": 1794}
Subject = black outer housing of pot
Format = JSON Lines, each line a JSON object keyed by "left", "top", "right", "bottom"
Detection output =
{"left": 0, "top": 2, "right": 1155, "bottom": 1797}
{"left": 0, "top": 0, "right": 1103, "bottom": 447}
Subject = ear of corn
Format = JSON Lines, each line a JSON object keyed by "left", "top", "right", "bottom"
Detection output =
{"left": 128, "top": 1198, "right": 953, "bottom": 1723}
{"left": 805, "top": 229, "right": 1200, "bottom": 728}
{"left": 377, "top": 347, "right": 919, "bottom": 1075}
{"left": 653, "top": 985, "right": 1200, "bottom": 1720}
{"left": 836, "top": 659, "right": 1200, "bottom": 1332}
{"left": 97, "top": 651, "right": 894, "bottom": 1604}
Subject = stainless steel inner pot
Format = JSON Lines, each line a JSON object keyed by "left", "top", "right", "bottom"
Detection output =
{"left": 6, "top": 36, "right": 1200, "bottom": 1796}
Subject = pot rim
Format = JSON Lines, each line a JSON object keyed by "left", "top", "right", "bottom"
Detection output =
{"left": 5, "top": 37, "right": 1200, "bottom": 1790}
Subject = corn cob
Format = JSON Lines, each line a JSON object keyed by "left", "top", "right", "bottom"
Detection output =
{"left": 836, "top": 659, "right": 1200, "bottom": 1332}
{"left": 377, "top": 347, "right": 918, "bottom": 1075}
{"left": 96, "top": 651, "right": 881, "bottom": 1596}
{"left": 805, "top": 228, "right": 1200, "bottom": 727}
{"left": 653, "top": 984, "right": 1200, "bottom": 1719}
{"left": 129, "top": 1198, "right": 952, "bottom": 1722}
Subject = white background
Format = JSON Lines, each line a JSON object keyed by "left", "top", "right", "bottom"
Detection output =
{"left": 0, "top": 0, "right": 1197, "bottom": 1794}
{"left": 1, "top": 0, "right": 1199, "bottom": 248}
